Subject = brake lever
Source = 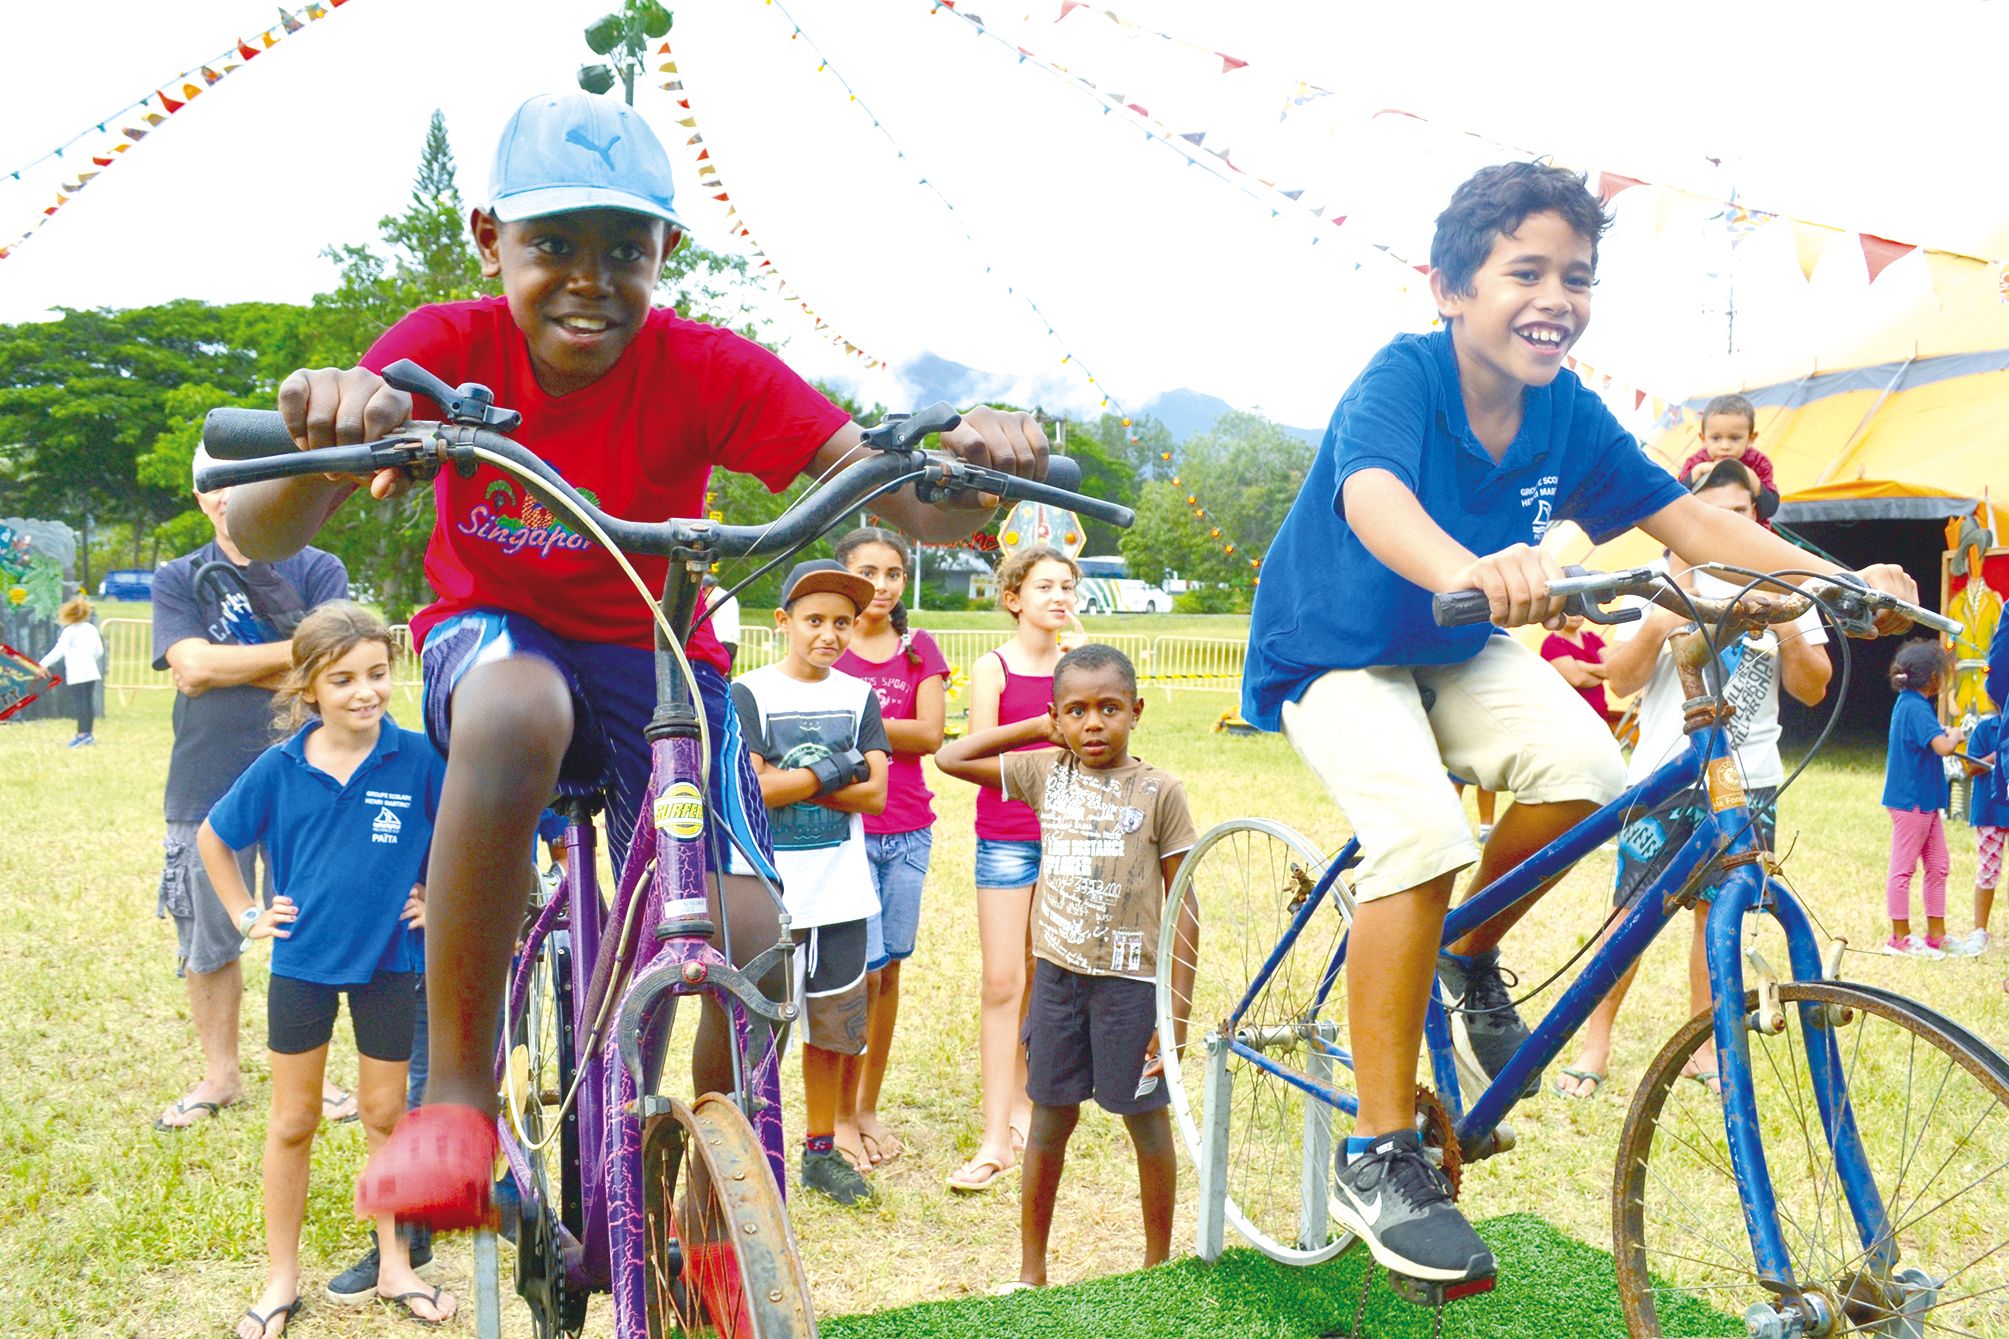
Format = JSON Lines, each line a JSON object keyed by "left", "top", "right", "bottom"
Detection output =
{"left": 381, "top": 359, "right": 523, "bottom": 433}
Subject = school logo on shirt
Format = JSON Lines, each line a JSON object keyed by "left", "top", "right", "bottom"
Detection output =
{"left": 372, "top": 806, "right": 403, "bottom": 844}
{"left": 456, "top": 477, "right": 603, "bottom": 560}
{"left": 1521, "top": 474, "right": 1559, "bottom": 541}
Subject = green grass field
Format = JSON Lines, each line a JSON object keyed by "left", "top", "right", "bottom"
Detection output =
{"left": 3, "top": 651, "right": 2005, "bottom": 1336}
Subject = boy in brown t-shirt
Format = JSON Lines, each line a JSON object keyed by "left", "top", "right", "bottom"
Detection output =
{"left": 936, "top": 644, "right": 1197, "bottom": 1289}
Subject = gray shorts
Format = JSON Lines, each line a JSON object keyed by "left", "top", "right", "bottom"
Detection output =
{"left": 158, "top": 820, "right": 271, "bottom": 977}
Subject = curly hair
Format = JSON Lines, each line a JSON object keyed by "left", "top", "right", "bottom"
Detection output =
{"left": 271, "top": 600, "right": 398, "bottom": 733}
{"left": 995, "top": 544, "right": 1080, "bottom": 621}
{"left": 1430, "top": 162, "right": 1611, "bottom": 301}
{"left": 1888, "top": 638, "right": 1950, "bottom": 695}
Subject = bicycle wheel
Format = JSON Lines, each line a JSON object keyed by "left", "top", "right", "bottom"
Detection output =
{"left": 1615, "top": 981, "right": 2009, "bottom": 1337}
{"left": 1155, "top": 817, "right": 1356, "bottom": 1264}
{"left": 504, "top": 920, "right": 586, "bottom": 1339}
{"left": 643, "top": 1092, "right": 815, "bottom": 1339}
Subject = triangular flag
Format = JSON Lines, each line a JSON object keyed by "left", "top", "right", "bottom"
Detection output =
{"left": 1280, "top": 188, "right": 1303, "bottom": 201}
{"left": 181, "top": 83, "right": 203, "bottom": 100}
{"left": 677, "top": 117, "right": 698, "bottom": 128}
{"left": 1787, "top": 220, "right": 1830, "bottom": 281}
{"left": 201, "top": 66, "right": 223, "bottom": 85}
{"left": 307, "top": 2, "right": 328, "bottom": 17}
{"left": 658, "top": 41, "right": 670, "bottom": 53}
{"left": 159, "top": 90, "right": 185, "bottom": 113}
{"left": 1924, "top": 250, "right": 1982, "bottom": 299}
{"left": 92, "top": 155, "right": 114, "bottom": 167}
{"left": 123, "top": 126, "right": 148, "bottom": 142}
{"left": 1219, "top": 54, "right": 1247, "bottom": 73}
{"left": 62, "top": 181, "right": 80, "bottom": 193}
{"left": 238, "top": 39, "right": 261, "bottom": 59}
{"left": 1125, "top": 103, "right": 1149, "bottom": 117}
{"left": 1179, "top": 131, "right": 1204, "bottom": 146}
{"left": 1859, "top": 233, "right": 1913, "bottom": 284}
{"left": 1634, "top": 389, "right": 1647, "bottom": 411}
{"left": 263, "top": 31, "right": 278, "bottom": 47}
{"left": 278, "top": 8, "right": 304, "bottom": 33}
{"left": 1058, "top": 0, "right": 1087, "bottom": 17}
{"left": 1596, "top": 171, "right": 1644, "bottom": 203}
{"left": 696, "top": 148, "right": 710, "bottom": 161}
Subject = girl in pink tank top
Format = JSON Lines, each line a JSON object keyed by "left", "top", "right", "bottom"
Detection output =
{"left": 947, "top": 545, "right": 1080, "bottom": 1192}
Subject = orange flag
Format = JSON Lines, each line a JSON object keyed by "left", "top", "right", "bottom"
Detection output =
{"left": 159, "top": 90, "right": 185, "bottom": 113}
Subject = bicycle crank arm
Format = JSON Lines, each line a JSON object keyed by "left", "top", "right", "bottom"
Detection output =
{"left": 616, "top": 956, "right": 799, "bottom": 1091}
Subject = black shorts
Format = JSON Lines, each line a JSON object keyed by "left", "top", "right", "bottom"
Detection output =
{"left": 793, "top": 919, "right": 868, "bottom": 1055}
{"left": 268, "top": 970, "right": 420, "bottom": 1060}
{"left": 1023, "top": 959, "right": 1168, "bottom": 1115}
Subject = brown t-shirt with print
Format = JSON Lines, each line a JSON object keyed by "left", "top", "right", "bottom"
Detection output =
{"left": 1001, "top": 751, "right": 1198, "bottom": 981}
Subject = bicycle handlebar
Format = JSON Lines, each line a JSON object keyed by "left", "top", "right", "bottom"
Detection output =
{"left": 197, "top": 406, "right": 1132, "bottom": 559}
{"left": 1431, "top": 565, "right": 1962, "bottom": 639}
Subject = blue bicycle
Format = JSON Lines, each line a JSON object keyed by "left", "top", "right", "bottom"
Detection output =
{"left": 1157, "top": 567, "right": 2009, "bottom": 1338}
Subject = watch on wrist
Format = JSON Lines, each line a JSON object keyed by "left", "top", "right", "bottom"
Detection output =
{"left": 237, "top": 905, "right": 263, "bottom": 937}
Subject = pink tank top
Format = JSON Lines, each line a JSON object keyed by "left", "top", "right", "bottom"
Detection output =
{"left": 975, "top": 651, "right": 1056, "bottom": 843}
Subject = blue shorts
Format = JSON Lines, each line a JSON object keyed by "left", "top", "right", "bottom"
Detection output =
{"left": 863, "top": 828, "right": 933, "bottom": 971}
{"left": 974, "top": 836, "right": 1042, "bottom": 890}
{"left": 420, "top": 609, "right": 773, "bottom": 877}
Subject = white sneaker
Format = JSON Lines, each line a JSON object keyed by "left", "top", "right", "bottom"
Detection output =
{"left": 1883, "top": 934, "right": 1946, "bottom": 959}
{"left": 1945, "top": 929, "right": 1989, "bottom": 958}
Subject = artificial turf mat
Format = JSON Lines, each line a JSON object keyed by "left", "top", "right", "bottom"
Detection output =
{"left": 822, "top": 1214, "right": 1738, "bottom": 1338}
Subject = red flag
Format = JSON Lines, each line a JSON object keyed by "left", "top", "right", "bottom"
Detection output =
{"left": 1058, "top": 0, "right": 1087, "bottom": 15}
{"left": 1634, "top": 389, "right": 1647, "bottom": 410}
{"left": 159, "top": 90, "right": 185, "bottom": 113}
{"left": 238, "top": 39, "right": 261, "bottom": 59}
{"left": 1219, "top": 54, "right": 1247, "bottom": 73}
{"left": 1125, "top": 102, "right": 1149, "bottom": 117}
{"left": 697, "top": 148, "right": 710, "bottom": 161}
{"left": 1859, "top": 233, "right": 1914, "bottom": 284}
{"left": 92, "top": 155, "right": 114, "bottom": 167}
{"left": 1596, "top": 172, "right": 1644, "bottom": 203}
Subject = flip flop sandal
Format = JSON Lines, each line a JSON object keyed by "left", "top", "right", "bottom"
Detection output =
{"left": 1554, "top": 1067, "right": 1606, "bottom": 1099}
{"left": 232, "top": 1295, "right": 302, "bottom": 1338}
{"left": 323, "top": 1089, "right": 361, "bottom": 1124}
{"left": 990, "top": 1280, "right": 1038, "bottom": 1296}
{"left": 1685, "top": 1068, "right": 1723, "bottom": 1094}
{"left": 382, "top": 1286, "right": 451, "bottom": 1327}
{"left": 945, "top": 1157, "right": 1016, "bottom": 1193}
{"left": 157, "top": 1097, "right": 233, "bottom": 1131}
{"left": 860, "top": 1129, "right": 903, "bottom": 1166}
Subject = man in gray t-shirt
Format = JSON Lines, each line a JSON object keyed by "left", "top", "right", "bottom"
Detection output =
{"left": 149, "top": 452, "right": 347, "bottom": 1129}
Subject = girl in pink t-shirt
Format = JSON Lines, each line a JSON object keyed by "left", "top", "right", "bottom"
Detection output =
{"left": 832, "top": 529, "right": 951, "bottom": 1172}
{"left": 946, "top": 544, "right": 1079, "bottom": 1193}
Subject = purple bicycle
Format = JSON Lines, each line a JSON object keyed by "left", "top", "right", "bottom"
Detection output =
{"left": 198, "top": 361, "right": 1132, "bottom": 1339}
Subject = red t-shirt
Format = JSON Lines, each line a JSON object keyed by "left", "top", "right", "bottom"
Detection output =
{"left": 835, "top": 629, "right": 952, "bottom": 835}
{"left": 1677, "top": 445, "right": 1776, "bottom": 496}
{"left": 1541, "top": 629, "right": 1611, "bottom": 719}
{"left": 361, "top": 297, "right": 852, "bottom": 667}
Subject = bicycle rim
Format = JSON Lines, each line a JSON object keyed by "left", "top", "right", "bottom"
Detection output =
{"left": 1155, "top": 817, "right": 1356, "bottom": 1265}
{"left": 643, "top": 1093, "right": 816, "bottom": 1339}
{"left": 1615, "top": 981, "right": 2009, "bottom": 1337}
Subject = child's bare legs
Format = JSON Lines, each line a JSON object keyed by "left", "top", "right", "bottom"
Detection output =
{"left": 964, "top": 885, "right": 1033, "bottom": 1178}
{"left": 359, "top": 1055, "right": 453, "bottom": 1322}
{"left": 692, "top": 873, "right": 788, "bottom": 1100}
{"left": 1125, "top": 1108, "right": 1176, "bottom": 1268}
{"left": 1561, "top": 903, "right": 1715, "bottom": 1097}
{"left": 1349, "top": 876, "right": 1456, "bottom": 1135}
{"left": 242, "top": 1046, "right": 324, "bottom": 1337}
{"left": 832, "top": 1052, "right": 870, "bottom": 1172}
{"left": 803, "top": 1043, "right": 844, "bottom": 1146}
{"left": 1446, "top": 798, "right": 1600, "bottom": 956}
{"left": 853, "top": 962, "right": 903, "bottom": 1163}
{"left": 1018, "top": 1101, "right": 1077, "bottom": 1286}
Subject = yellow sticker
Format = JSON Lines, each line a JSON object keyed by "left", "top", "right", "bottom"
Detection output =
{"left": 1706, "top": 757, "right": 1748, "bottom": 814}
{"left": 652, "top": 782, "right": 705, "bottom": 840}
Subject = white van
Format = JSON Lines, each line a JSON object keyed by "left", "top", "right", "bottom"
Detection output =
{"left": 1075, "top": 555, "right": 1173, "bottom": 615}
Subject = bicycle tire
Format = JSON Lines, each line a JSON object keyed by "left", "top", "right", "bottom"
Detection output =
{"left": 1154, "top": 817, "right": 1356, "bottom": 1265}
{"left": 1614, "top": 980, "right": 2009, "bottom": 1337}
{"left": 506, "top": 921, "right": 587, "bottom": 1339}
{"left": 643, "top": 1092, "right": 816, "bottom": 1339}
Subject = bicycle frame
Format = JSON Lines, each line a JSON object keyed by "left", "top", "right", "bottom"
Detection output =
{"left": 495, "top": 557, "right": 797, "bottom": 1336}
{"left": 1222, "top": 715, "right": 1895, "bottom": 1300}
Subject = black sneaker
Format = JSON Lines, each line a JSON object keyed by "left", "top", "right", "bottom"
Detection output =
{"left": 1330, "top": 1130, "right": 1494, "bottom": 1284}
{"left": 1437, "top": 949, "right": 1538, "bottom": 1099}
{"left": 324, "top": 1228, "right": 436, "bottom": 1304}
{"left": 800, "top": 1149, "right": 873, "bottom": 1206}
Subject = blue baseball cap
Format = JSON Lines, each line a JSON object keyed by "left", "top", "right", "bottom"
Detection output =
{"left": 487, "top": 93, "right": 684, "bottom": 230}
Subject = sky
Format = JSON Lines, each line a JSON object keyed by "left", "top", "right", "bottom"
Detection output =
{"left": 3, "top": 0, "right": 2006, "bottom": 430}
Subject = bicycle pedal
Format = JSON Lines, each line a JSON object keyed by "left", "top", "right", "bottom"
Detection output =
{"left": 1386, "top": 1270, "right": 1496, "bottom": 1309}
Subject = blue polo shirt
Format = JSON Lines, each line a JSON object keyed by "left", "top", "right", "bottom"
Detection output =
{"left": 1969, "top": 715, "right": 2007, "bottom": 828}
{"left": 1241, "top": 329, "right": 1686, "bottom": 731}
{"left": 208, "top": 717, "right": 445, "bottom": 985}
{"left": 1882, "top": 690, "right": 1949, "bottom": 814}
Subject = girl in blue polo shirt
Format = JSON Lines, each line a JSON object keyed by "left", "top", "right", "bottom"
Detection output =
{"left": 1882, "top": 640, "right": 1968, "bottom": 959}
{"left": 198, "top": 602, "right": 451, "bottom": 1336}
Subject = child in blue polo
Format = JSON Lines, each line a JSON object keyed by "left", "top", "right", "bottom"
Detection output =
{"left": 200, "top": 602, "right": 449, "bottom": 1335}
{"left": 1242, "top": 161, "right": 1922, "bottom": 1291}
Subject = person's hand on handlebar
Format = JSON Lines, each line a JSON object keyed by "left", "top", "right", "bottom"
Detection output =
{"left": 1844, "top": 563, "right": 1922, "bottom": 637}
{"left": 275, "top": 366, "right": 415, "bottom": 500}
{"left": 935, "top": 407, "right": 1050, "bottom": 510}
{"left": 1450, "top": 542, "right": 1569, "bottom": 630}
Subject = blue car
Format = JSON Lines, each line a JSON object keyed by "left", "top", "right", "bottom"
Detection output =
{"left": 97, "top": 569, "right": 154, "bottom": 602}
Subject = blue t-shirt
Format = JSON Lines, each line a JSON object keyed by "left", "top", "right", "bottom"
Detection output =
{"left": 207, "top": 717, "right": 446, "bottom": 985}
{"left": 1882, "top": 690, "right": 1949, "bottom": 814}
{"left": 1968, "top": 715, "right": 2007, "bottom": 828}
{"left": 1242, "top": 329, "right": 1687, "bottom": 731}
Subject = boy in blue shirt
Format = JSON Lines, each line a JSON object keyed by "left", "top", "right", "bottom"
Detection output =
{"left": 1243, "top": 162, "right": 1919, "bottom": 1289}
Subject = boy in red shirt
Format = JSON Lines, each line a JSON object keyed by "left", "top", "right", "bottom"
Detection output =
{"left": 227, "top": 92, "right": 1050, "bottom": 1226}
{"left": 1677, "top": 392, "right": 1777, "bottom": 496}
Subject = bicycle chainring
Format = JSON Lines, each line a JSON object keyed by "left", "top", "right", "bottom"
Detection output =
{"left": 1415, "top": 1084, "right": 1462, "bottom": 1200}
{"left": 516, "top": 1191, "right": 586, "bottom": 1338}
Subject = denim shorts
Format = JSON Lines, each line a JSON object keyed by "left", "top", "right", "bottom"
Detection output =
{"left": 974, "top": 836, "right": 1042, "bottom": 891}
{"left": 864, "top": 828, "right": 933, "bottom": 971}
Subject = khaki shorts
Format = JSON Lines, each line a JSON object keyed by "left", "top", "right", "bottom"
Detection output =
{"left": 1281, "top": 635, "right": 1625, "bottom": 902}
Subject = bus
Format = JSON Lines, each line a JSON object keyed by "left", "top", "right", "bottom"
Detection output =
{"left": 1074, "top": 555, "right": 1173, "bottom": 615}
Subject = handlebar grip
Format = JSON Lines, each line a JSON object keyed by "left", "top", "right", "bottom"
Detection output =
{"left": 202, "top": 408, "right": 300, "bottom": 460}
{"left": 1044, "top": 455, "right": 1082, "bottom": 493}
{"left": 1432, "top": 590, "right": 1495, "bottom": 628}
{"left": 194, "top": 444, "right": 387, "bottom": 493}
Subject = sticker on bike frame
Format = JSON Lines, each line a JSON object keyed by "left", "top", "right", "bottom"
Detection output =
{"left": 653, "top": 782, "right": 705, "bottom": 840}
{"left": 662, "top": 895, "right": 711, "bottom": 922}
{"left": 1706, "top": 756, "right": 1747, "bottom": 813}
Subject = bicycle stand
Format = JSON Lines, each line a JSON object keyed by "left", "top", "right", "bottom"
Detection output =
{"left": 472, "top": 1228, "right": 503, "bottom": 1339}
{"left": 1324, "top": 1261, "right": 1496, "bottom": 1339}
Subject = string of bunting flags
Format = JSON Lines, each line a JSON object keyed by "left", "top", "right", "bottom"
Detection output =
{"left": 0, "top": 3, "right": 353, "bottom": 263}
{"left": 734, "top": 0, "right": 1271, "bottom": 580}
{"left": 654, "top": 41, "right": 884, "bottom": 367}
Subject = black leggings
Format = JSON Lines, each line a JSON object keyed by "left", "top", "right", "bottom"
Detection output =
{"left": 65, "top": 682, "right": 94, "bottom": 734}
{"left": 268, "top": 970, "right": 421, "bottom": 1059}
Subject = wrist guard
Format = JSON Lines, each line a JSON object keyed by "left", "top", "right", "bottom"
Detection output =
{"left": 809, "top": 748, "right": 870, "bottom": 796}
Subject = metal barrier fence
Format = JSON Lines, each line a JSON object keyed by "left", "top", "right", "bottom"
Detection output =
{"left": 102, "top": 617, "right": 425, "bottom": 707}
